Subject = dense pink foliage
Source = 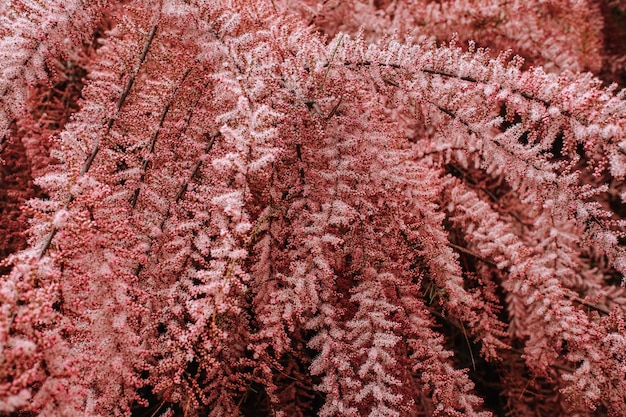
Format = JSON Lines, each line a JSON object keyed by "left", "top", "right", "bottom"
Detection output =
{"left": 1, "top": 1, "right": 626, "bottom": 416}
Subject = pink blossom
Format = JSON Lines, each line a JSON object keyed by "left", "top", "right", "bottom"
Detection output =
{"left": 1, "top": 1, "right": 626, "bottom": 416}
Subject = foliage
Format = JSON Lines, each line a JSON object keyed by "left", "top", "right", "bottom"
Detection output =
{"left": 1, "top": 0, "right": 626, "bottom": 416}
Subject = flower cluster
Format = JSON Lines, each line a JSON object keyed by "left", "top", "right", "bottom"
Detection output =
{"left": 1, "top": 1, "right": 625, "bottom": 416}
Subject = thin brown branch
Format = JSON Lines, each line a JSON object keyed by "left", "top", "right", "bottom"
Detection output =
{"left": 38, "top": 25, "right": 158, "bottom": 260}
{"left": 134, "top": 132, "right": 220, "bottom": 277}
{"left": 131, "top": 66, "right": 194, "bottom": 209}
{"left": 448, "top": 242, "right": 499, "bottom": 267}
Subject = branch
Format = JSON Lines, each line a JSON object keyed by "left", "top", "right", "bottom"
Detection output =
{"left": 130, "top": 66, "right": 194, "bottom": 209}
{"left": 134, "top": 132, "right": 219, "bottom": 277}
{"left": 339, "top": 58, "right": 625, "bottom": 154}
{"left": 448, "top": 241, "right": 613, "bottom": 316}
{"left": 38, "top": 25, "right": 158, "bottom": 260}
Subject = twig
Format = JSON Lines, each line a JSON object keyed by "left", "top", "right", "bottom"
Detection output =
{"left": 448, "top": 242, "right": 498, "bottom": 267}
{"left": 38, "top": 25, "right": 158, "bottom": 260}
{"left": 131, "top": 66, "right": 194, "bottom": 209}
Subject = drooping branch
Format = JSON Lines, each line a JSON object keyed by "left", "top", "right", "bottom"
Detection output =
{"left": 37, "top": 24, "right": 158, "bottom": 260}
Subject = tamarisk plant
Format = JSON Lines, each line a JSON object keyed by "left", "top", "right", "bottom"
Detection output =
{"left": 1, "top": 0, "right": 625, "bottom": 416}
